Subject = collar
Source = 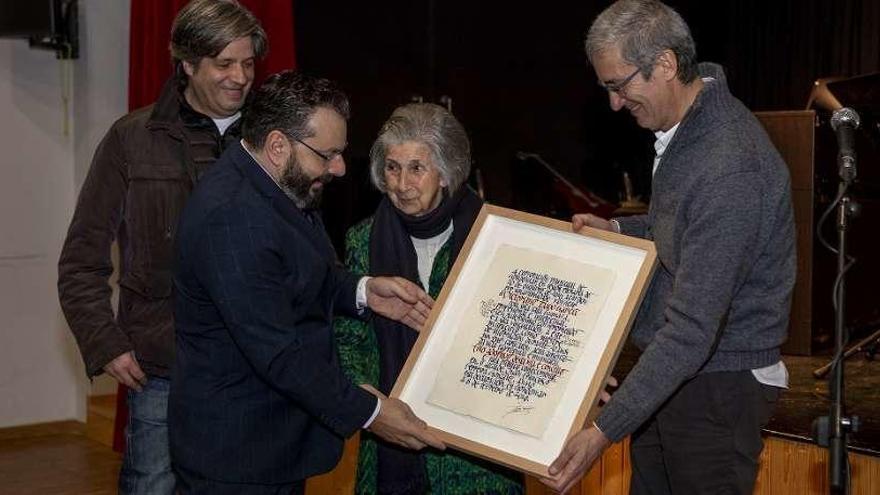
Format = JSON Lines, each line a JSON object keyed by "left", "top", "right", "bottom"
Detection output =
{"left": 652, "top": 74, "right": 721, "bottom": 175}
{"left": 653, "top": 76, "right": 716, "bottom": 152}
{"left": 654, "top": 122, "right": 681, "bottom": 158}
{"left": 146, "top": 76, "right": 185, "bottom": 129}
{"left": 241, "top": 139, "right": 284, "bottom": 194}
{"left": 178, "top": 89, "right": 238, "bottom": 136}
{"left": 231, "top": 141, "right": 336, "bottom": 256}
{"left": 147, "top": 75, "right": 238, "bottom": 136}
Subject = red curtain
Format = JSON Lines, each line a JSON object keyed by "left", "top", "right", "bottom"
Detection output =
{"left": 114, "top": 0, "right": 297, "bottom": 453}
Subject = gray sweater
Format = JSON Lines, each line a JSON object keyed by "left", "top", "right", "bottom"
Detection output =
{"left": 596, "top": 63, "right": 796, "bottom": 442}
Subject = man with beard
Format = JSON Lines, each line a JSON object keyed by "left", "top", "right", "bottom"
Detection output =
{"left": 169, "top": 71, "right": 445, "bottom": 494}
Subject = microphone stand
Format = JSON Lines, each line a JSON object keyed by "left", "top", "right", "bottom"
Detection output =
{"left": 828, "top": 184, "right": 855, "bottom": 494}
{"left": 813, "top": 125, "right": 860, "bottom": 495}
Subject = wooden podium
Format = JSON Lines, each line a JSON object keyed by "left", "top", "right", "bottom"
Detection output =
{"left": 755, "top": 111, "right": 817, "bottom": 355}
{"left": 756, "top": 107, "right": 880, "bottom": 355}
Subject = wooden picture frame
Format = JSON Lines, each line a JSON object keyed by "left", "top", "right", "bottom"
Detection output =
{"left": 391, "top": 204, "right": 657, "bottom": 477}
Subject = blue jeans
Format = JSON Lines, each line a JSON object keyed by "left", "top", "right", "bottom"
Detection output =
{"left": 119, "top": 376, "right": 176, "bottom": 495}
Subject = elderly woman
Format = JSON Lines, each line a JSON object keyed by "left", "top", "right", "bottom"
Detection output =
{"left": 335, "top": 103, "right": 523, "bottom": 494}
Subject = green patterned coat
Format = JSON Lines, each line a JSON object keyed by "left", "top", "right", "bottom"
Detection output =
{"left": 334, "top": 217, "right": 524, "bottom": 495}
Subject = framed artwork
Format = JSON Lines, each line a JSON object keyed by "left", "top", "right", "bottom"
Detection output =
{"left": 391, "top": 205, "right": 657, "bottom": 476}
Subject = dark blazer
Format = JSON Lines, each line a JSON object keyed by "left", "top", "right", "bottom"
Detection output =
{"left": 169, "top": 142, "right": 377, "bottom": 484}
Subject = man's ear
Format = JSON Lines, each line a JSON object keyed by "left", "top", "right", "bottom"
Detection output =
{"left": 656, "top": 49, "right": 679, "bottom": 82}
{"left": 182, "top": 59, "right": 197, "bottom": 78}
{"left": 265, "top": 130, "right": 291, "bottom": 169}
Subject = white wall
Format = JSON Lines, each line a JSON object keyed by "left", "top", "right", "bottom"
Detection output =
{"left": 0, "top": 0, "right": 129, "bottom": 427}
{"left": 75, "top": 1, "right": 130, "bottom": 398}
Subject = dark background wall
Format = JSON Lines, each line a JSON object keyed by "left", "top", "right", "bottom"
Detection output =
{"left": 294, "top": 0, "right": 880, "bottom": 251}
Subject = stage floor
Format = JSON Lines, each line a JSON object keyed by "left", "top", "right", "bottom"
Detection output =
{"left": 613, "top": 345, "right": 880, "bottom": 456}
{"left": 768, "top": 353, "right": 879, "bottom": 456}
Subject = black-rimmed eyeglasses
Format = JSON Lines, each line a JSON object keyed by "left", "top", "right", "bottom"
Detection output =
{"left": 600, "top": 67, "right": 642, "bottom": 95}
{"left": 291, "top": 136, "right": 345, "bottom": 163}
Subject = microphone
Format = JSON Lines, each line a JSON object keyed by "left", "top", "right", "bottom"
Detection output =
{"left": 831, "top": 107, "right": 860, "bottom": 180}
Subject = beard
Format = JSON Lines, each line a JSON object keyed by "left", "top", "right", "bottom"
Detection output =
{"left": 278, "top": 154, "right": 333, "bottom": 210}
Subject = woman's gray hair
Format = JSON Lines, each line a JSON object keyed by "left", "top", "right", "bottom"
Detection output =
{"left": 585, "top": 0, "right": 698, "bottom": 84}
{"left": 171, "top": 0, "right": 267, "bottom": 70}
{"left": 369, "top": 103, "right": 471, "bottom": 194}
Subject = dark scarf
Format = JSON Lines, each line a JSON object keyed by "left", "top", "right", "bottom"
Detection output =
{"left": 369, "top": 185, "right": 482, "bottom": 494}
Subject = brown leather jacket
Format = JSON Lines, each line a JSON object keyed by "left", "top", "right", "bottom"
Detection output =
{"left": 58, "top": 77, "right": 240, "bottom": 378}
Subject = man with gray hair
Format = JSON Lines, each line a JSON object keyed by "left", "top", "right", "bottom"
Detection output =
{"left": 58, "top": 1, "right": 266, "bottom": 493}
{"left": 543, "top": 1, "right": 795, "bottom": 493}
